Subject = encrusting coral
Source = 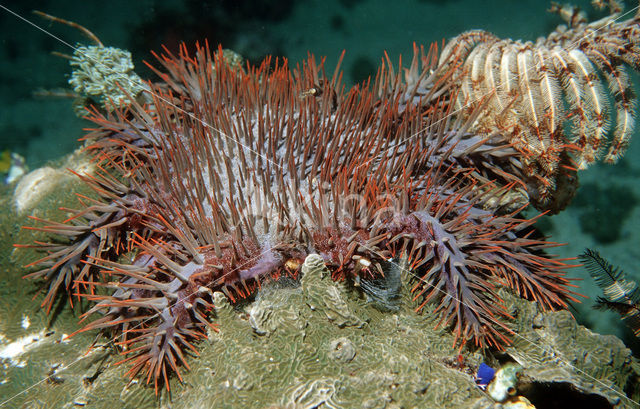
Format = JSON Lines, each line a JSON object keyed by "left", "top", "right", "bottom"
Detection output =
{"left": 16, "top": 1, "right": 640, "bottom": 394}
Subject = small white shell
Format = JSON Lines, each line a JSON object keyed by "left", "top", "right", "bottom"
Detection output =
{"left": 487, "top": 363, "right": 522, "bottom": 402}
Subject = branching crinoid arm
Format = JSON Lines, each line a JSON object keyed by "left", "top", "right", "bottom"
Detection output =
{"left": 435, "top": 2, "right": 640, "bottom": 212}
{"left": 553, "top": 14, "right": 640, "bottom": 163}
{"left": 580, "top": 249, "right": 640, "bottom": 337}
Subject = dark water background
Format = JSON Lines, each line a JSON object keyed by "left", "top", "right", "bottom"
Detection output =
{"left": 1, "top": 0, "right": 639, "bottom": 353}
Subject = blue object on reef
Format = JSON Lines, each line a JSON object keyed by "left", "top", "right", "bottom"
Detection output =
{"left": 475, "top": 363, "right": 496, "bottom": 390}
